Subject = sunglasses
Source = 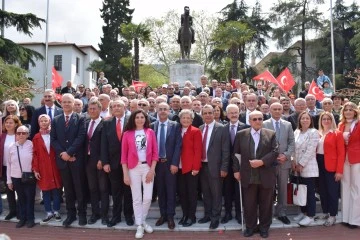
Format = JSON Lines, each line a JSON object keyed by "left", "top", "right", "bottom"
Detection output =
{"left": 20, "top": 108, "right": 26, "bottom": 111}
{"left": 16, "top": 132, "right": 28, "bottom": 135}
{"left": 138, "top": 104, "right": 147, "bottom": 107}
{"left": 251, "top": 118, "right": 263, "bottom": 121}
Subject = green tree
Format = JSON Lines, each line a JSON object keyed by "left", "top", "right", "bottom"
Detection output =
{"left": 139, "top": 64, "right": 168, "bottom": 87}
{"left": 86, "top": 60, "right": 112, "bottom": 79}
{"left": 351, "top": 19, "right": 360, "bottom": 61}
{"left": 0, "top": 9, "right": 44, "bottom": 66}
{"left": 98, "top": 0, "right": 134, "bottom": 87}
{"left": 269, "top": 0, "right": 324, "bottom": 83}
{"left": 212, "top": 21, "right": 255, "bottom": 79}
{"left": 121, "top": 23, "right": 151, "bottom": 80}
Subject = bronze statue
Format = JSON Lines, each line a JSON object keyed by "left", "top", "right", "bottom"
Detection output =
{"left": 177, "top": 6, "right": 195, "bottom": 59}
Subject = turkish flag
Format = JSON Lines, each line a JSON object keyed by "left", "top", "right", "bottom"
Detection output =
{"left": 253, "top": 70, "right": 278, "bottom": 84}
{"left": 131, "top": 80, "right": 148, "bottom": 93}
{"left": 308, "top": 80, "right": 325, "bottom": 101}
{"left": 230, "top": 79, "right": 238, "bottom": 89}
{"left": 52, "top": 67, "right": 63, "bottom": 90}
{"left": 276, "top": 68, "right": 296, "bottom": 92}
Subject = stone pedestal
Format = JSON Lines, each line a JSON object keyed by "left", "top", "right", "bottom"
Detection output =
{"left": 169, "top": 59, "right": 204, "bottom": 87}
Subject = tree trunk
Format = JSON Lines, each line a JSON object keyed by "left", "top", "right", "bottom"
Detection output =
{"left": 231, "top": 45, "right": 238, "bottom": 79}
{"left": 134, "top": 37, "right": 140, "bottom": 80}
{"left": 239, "top": 43, "right": 246, "bottom": 81}
{"left": 301, "top": 1, "right": 307, "bottom": 83}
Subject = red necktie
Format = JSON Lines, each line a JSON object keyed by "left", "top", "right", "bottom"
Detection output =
{"left": 202, "top": 125, "right": 209, "bottom": 161}
{"left": 87, "top": 120, "right": 95, "bottom": 154}
{"left": 116, "top": 119, "right": 122, "bottom": 141}
{"left": 65, "top": 115, "right": 70, "bottom": 128}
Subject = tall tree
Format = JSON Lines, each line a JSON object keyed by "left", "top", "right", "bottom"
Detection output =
{"left": 351, "top": 19, "right": 360, "bottom": 62}
{"left": 121, "top": 23, "right": 151, "bottom": 80}
{"left": 0, "top": 9, "right": 44, "bottom": 66}
{"left": 98, "top": 0, "right": 134, "bottom": 87}
{"left": 269, "top": 0, "right": 324, "bottom": 83}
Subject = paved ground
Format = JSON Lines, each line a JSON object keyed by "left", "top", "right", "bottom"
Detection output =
{"left": 0, "top": 221, "right": 359, "bottom": 240}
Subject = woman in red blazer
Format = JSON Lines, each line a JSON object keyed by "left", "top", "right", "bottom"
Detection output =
{"left": 338, "top": 102, "right": 360, "bottom": 228}
{"left": 121, "top": 110, "right": 158, "bottom": 239}
{"left": 177, "top": 109, "right": 202, "bottom": 227}
{"left": 32, "top": 114, "right": 62, "bottom": 223}
{"left": 316, "top": 112, "right": 345, "bottom": 226}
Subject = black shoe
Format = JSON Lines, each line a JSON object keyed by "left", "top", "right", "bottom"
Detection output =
{"left": 243, "top": 228, "right": 254, "bottom": 237}
{"left": 277, "top": 216, "right": 291, "bottom": 225}
{"left": 40, "top": 200, "right": 44, "bottom": 205}
{"left": 183, "top": 218, "right": 195, "bottom": 227}
{"left": 26, "top": 220, "right": 35, "bottom": 228}
{"left": 198, "top": 216, "right": 211, "bottom": 224}
{"left": 168, "top": 217, "right": 175, "bottom": 230}
{"left": 107, "top": 217, "right": 121, "bottom": 227}
{"left": 5, "top": 212, "right": 17, "bottom": 221}
{"left": 155, "top": 216, "right": 167, "bottom": 226}
{"left": 209, "top": 220, "right": 219, "bottom": 229}
{"left": 87, "top": 214, "right": 100, "bottom": 225}
{"left": 235, "top": 215, "right": 242, "bottom": 224}
{"left": 101, "top": 217, "right": 109, "bottom": 225}
{"left": 178, "top": 216, "right": 187, "bottom": 225}
{"left": 221, "top": 213, "right": 232, "bottom": 224}
{"left": 260, "top": 230, "right": 269, "bottom": 238}
{"left": 16, "top": 220, "right": 26, "bottom": 228}
{"left": 63, "top": 216, "right": 76, "bottom": 228}
{"left": 348, "top": 224, "right": 358, "bottom": 229}
{"left": 125, "top": 217, "right": 134, "bottom": 226}
{"left": 79, "top": 216, "right": 87, "bottom": 226}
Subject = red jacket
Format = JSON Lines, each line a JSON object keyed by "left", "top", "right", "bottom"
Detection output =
{"left": 32, "top": 133, "right": 62, "bottom": 190}
{"left": 323, "top": 130, "right": 345, "bottom": 173}
{"left": 338, "top": 121, "right": 360, "bottom": 164}
{"left": 180, "top": 126, "right": 202, "bottom": 174}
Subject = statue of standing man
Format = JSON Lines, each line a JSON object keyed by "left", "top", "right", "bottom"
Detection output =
{"left": 177, "top": 6, "right": 195, "bottom": 59}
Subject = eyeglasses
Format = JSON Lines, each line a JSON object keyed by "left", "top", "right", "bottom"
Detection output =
{"left": 16, "top": 132, "right": 28, "bottom": 135}
{"left": 234, "top": 102, "right": 241, "bottom": 105}
{"left": 20, "top": 108, "right": 26, "bottom": 111}
{"left": 138, "top": 104, "right": 147, "bottom": 107}
{"left": 158, "top": 108, "right": 169, "bottom": 111}
{"left": 251, "top": 118, "right": 263, "bottom": 121}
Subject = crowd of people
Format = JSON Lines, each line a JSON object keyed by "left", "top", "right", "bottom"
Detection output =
{"left": 0, "top": 73, "right": 360, "bottom": 239}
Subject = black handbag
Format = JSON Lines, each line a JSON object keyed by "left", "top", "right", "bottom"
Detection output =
{"left": 16, "top": 146, "right": 36, "bottom": 184}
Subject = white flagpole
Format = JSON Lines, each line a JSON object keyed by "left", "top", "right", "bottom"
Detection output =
{"left": 1, "top": 0, "right": 5, "bottom": 37}
{"left": 330, "top": 0, "right": 336, "bottom": 90}
{"left": 44, "top": 0, "right": 50, "bottom": 90}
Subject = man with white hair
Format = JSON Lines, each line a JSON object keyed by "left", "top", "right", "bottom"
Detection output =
{"left": 74, "top": 99, "right": 84, "bottom": 114}
{"left": 196, "top": 75, "right": 213, "bottom": 96}
{"left": 231, "top": 80, "right": 243, "bottom": 100}
{"left": 287, "top": 98, "right": 307, "bottom": 130}
{"left": 98, "top": 94, "right": 111, "bottom": 118}
{"left": 178, "top": 96, "right": 203, "bottom": 128}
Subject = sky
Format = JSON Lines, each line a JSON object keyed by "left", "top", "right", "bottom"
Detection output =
{"left": 3, "top": 0, "right": 355, "bottom": 61}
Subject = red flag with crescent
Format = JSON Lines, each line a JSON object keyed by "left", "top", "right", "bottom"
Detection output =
{"left": 253, "top": 70, "right": 278, "bottom": 84}
{"left": 131, "top": 80, "right": 148, "bottom": 93}
{"left": 276, "top": 68, "right": 295, "bottom": 92}
{"left": 52, "top": 67, "right": 63, "bottom": 90}
{"left": 308, "top": 80, "right": 325, "bottom": 101}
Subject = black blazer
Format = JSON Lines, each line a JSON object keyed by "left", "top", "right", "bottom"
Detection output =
{"left": 31, "top": 105, "right": 63, "bottom": 139}
{"left": 101, "top": 116, "right": 128, "bottom": 170}
{"left": 50, "top": 113, "right": 86, "bottom": 170}
{"left": 85, "top": 119, "right": 104, "bottom": 168}
{"left": 196, "top": 86, "right": 213, "bottom": 96}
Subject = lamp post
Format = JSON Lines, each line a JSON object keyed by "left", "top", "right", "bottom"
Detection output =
{"left": 330, "top": 0, "right": 336, "bottom": 90}
{"left": 44, "top": 0, "right": 50, "bottom": 90}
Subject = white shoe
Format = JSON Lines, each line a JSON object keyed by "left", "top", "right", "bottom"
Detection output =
{"left": 143, "top": 223, "right": 153, "bottom": 233}
{"left": 324, "top": 216, "right": 336, "bottom": 227}
{"left": 315, "top": 213, "right": 329, "bottom": 220}
{"left": 293, "top": 213, "right": 305, "bottom": 221}
{"left": 299, "top": 216, "right": 314, "bottom": 226}
{"left": 135, "top": 225, "right": 144, "bottom": 239}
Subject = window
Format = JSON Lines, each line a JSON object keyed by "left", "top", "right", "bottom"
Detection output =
{"left": 54, "top": 55, "right": 62, "bottom": 71}
{"left": 76, "top": 57, "right": 80, "bottom": 74}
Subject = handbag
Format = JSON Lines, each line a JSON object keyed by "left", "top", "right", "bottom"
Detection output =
{"left": 16, "top": 146, "right": 36, "bottom": 184}
{"left": 287, "top": 182, "right": 293, "bottom": 204}
{"left": 292, "top": 176, "right": 307, "bottom": 206}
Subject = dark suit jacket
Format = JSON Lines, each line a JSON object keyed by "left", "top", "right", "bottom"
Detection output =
{"left": 287, "top": 112, "right": 318, "bottom": 130}
{"left": 85, "top": 118, "right": 104, "bottom": 168}
{"left": 101, "top": 116, "right": 128, "bottom": 170}
{"left": 232, "top": 128, "right": 278, "bottom": 189}
{"left": 31, "top": 105, "right": 63, "bottom": 139}
{"left": 174, "top": 109, "right": 204, "bottom": 128}
{"left": 199, "top": 122, "right": 230, "bottom": 178}
{"left": 196, "top": 86, "right": 213, "bottom": 96}
{"left": 151, "top": 120, "right": 182, "bottom": 167}
{"left": 50, "top": 113, "right": 86, "bottom": 170}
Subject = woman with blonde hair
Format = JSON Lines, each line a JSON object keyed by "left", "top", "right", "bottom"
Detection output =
{"left": 316, "top": 112, "right": 345, "bottom": 226}
{"left": 338, "top": 102, "right": 360, "bottom": 229}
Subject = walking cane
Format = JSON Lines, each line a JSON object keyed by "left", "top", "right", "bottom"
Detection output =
{"left": 235, "top": 153, "right": 245, "bottom": 232}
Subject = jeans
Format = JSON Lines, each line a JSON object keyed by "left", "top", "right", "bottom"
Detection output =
{"left": 42, "top": 188, "right": 61, "bottom": 213}
{"left": 299, "top": 177, "right": 316, "bottom": 217}
{"left": 12, "top": 177, "right": 36, "bottom": 221}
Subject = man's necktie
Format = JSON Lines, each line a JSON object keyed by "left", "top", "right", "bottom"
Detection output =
{"left": 87, "top": 120, "right": 95, "bottom": 154}
{"left": 202, "top": 125, "right": 209, "bottom": 160}
{"left": 116, "top": 119, "right": 122, "bottom": 141}
{"left": 48, "top": 107, "right": 52, "bottom": 121}
{"left": 275, "top": 121, "right": 280, "bottom": 141}
{"left": 230, "top": 125, "right": 236, "bottom": 145}
{"left": 65, "top": 115, "right": 70, "bottom": 128}
{"left": 159, "top": 123, "right": 166, "bottom": 158}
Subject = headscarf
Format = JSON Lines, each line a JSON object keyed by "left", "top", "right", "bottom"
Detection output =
{"left": 38, "top": 114, "right": 51, "bottom": 135}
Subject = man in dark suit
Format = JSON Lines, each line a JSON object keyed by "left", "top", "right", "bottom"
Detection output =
{"left": 151, "top": 102, "right": 182, "bottom": 230}
{"left": 299, "top": 81, "right": 310, "bottom": 98}
{"left": 287, "top": 98, "right": 307, "bottom": 130}
{"left": 239, "top": 93, "right": 269, "bottom": 126}
{"left": 50, "top": 93, "right": 87, "bottom": 227}
{"left": 84, "top": 99, "right": 109, "bottom": 225}
{"left": 101, "top": 99, "right": 134, "bottom": 227}
{"left": 31, "top": 89, "right": 63, "bottom": 139}
{"left": 233, "top": 110, "right": 278, "bottom": 238}
{"left": 198, "top": 105, "right": 230, "bottom": 229}
{"left": 196, "top": 75, "right": 213, "bottom": 96}
{"left": 221, "top": 104, "right": 249, "bottom": 224}
{"left": 177, "top": 96, "right": 203, "bottom": 128}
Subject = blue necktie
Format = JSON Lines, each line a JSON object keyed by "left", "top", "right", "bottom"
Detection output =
{"left": 275, "top": 121, "right": 280, "bottom": 141}
{"left": 48, "top": 107, "right": 52, "bottom": 121}
{"left": 159, "top": 123, "right": 166, "bottom": 158}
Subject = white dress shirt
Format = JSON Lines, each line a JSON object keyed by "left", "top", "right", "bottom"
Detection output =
{"left": 202, "top": 120, "right": 215, "bottom": 162}
{"left": 251, "top": 128, "right": 261, "bottom": 156}
{"left": 87, "top": 117, "right": 102, "bottom": 137}
{"left": 116, "top": 116, "right": 125, "bottom": 132}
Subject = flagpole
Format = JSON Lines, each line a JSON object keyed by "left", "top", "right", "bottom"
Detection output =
{"left": 330, "top": 0, "right": 336, "bottom": 90}
{"left": 1, "top": 0, "right": 5, "bottom": 37}
{"left": 44, "top": 0, "right": 50, "bottom": 90}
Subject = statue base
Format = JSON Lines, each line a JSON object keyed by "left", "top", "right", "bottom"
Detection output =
{"left": 170, "top": 59, "right": 204, "bottom": 87}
